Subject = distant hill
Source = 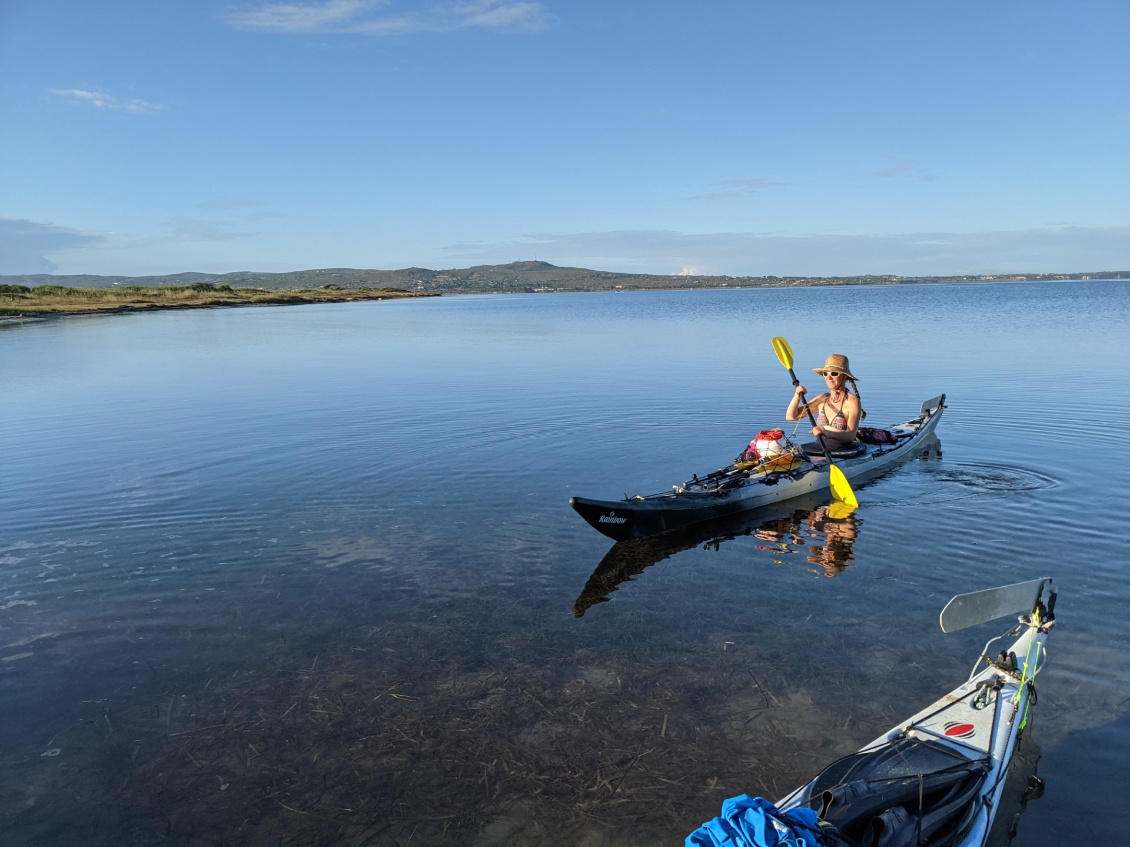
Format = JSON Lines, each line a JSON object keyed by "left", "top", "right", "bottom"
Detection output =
{"left": 2, "top": 261, "right": 1126, "bottom": 293}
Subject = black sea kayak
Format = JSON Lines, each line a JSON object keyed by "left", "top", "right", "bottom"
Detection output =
{"left": 571, "top": 395, "right": 945, "bottom": 541}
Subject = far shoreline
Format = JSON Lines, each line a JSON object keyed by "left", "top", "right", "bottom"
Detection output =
{"left": 2, "top": 275, "right": 1125, "bottom": 324}
{"left": 3, "top": 260, "right": 1125, "bottom": 300}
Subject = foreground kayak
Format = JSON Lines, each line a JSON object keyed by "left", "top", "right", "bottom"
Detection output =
{"left": 686, "top": 578, "right": 1057, "bottom": 847}
{"left": 571, "top": 394, "right": 945, "bottom": 541}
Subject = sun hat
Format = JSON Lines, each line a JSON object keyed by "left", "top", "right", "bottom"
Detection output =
{"left": 813, "top": 354, "right": 857, "bottom": 380}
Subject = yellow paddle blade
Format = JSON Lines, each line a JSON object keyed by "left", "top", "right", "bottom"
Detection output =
{"left": 829, "top": 464, "right": 859, "bottom": 507}
{"left": 771, "top": 336, "right": 794, "bottom": 370}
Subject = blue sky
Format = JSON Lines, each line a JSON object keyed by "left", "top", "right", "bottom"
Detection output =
{"left": 1, "top": 0, "right": 1127, "bottom": 277}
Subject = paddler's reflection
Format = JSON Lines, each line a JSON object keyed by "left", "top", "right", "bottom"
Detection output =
{"left": 572, "top": 497, "right": 864, "bottom": 617}
{"left": 804, "top": 504, "right": 858, "bottom": 576}
{"left": 750, "top": 505, "right": 859, "bottom": 576}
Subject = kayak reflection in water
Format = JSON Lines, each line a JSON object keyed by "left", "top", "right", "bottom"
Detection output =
{"left": 572, "top": 496, "right": 863, "bottom": 617}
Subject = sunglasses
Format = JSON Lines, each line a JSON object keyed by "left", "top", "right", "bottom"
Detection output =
{"left": 823, "top": 371, "right": 842, "bottom": 378}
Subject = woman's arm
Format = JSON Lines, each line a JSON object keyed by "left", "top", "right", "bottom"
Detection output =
{"left": 786, "top": 388, "right": 823, "bottom": 422}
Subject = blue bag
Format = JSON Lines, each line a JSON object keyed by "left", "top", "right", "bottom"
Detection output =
{"left": 686, "top": 794, "right": 823, "bottom": 847}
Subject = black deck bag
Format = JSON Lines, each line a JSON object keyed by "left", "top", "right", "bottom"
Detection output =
{"left": 794, "top": 737, "right": 989, "bottom": 847}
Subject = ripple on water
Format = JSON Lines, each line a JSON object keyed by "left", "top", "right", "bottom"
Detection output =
{"left": 862, "top": 461, "right": 1058, "bottom": 507}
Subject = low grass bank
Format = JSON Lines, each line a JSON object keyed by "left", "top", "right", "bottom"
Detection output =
{"left": 0, "top": 282, "right": 432, "bottom": 316}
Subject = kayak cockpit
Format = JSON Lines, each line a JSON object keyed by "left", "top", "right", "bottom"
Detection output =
{"left": 786, "top": 736, "right": 989, "bottom": 847}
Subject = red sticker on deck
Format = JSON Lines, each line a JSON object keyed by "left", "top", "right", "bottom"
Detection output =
{"left": 944, "top": 722, "right": 976, "bottom": 739}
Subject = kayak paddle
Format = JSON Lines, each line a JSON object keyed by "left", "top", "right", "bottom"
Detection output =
{"left": 771, "top": 336, "right": 859, "bottom": 508}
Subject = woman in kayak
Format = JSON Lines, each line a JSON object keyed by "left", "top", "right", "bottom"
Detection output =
{"left": 785, "top": 353, "right": 862, "bottom": 444}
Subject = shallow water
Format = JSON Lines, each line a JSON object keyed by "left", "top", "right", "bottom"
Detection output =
{"left": 1, "top": 281, "right": 1127, "bottom": 845}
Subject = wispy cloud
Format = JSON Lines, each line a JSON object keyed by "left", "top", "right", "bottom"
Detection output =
{"left": 107, "top": 218, "right": 259, "bottom": 253}
{"left": 196, "top": 198, "right": 264, "bottom": 212}
{"left": 691, "top": 178, "right": 789, "bottom": 201}
{"left": 161, "top": 218, "right": 254, "bottom": 243}
{"left": 873, "top": 156, "right": 935, "bottom": 182}
{"left": 0, "top": 214, "right": 262, "bottom": 275}
{"left": 0, "top": 218, "right": 105, "bottom": 275}
{"left": 225, "top": 0, "right": 552, "bottom": 35}
{"left": 48, "top": 88, "right": 163, "bottom": 114}
{"left": 441, "top": 226, "right": 1130, "bottom": 277}
{"left": 874, "top": 163, "right": 913, "bottom": 178}
{"left": 226, "top": 0, "right": 378, "bottom": 33}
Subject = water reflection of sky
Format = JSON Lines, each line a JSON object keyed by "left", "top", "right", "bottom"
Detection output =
{"left": 1, "top": 282, "right": 1128, "bottom": 845}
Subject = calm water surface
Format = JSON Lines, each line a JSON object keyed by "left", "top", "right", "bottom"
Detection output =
{"left": 1, "top": 281, "right": 1127, "bottom": 845}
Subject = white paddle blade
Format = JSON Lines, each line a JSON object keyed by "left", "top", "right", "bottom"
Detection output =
{"left": 939, "top": 577, "right": 1055, "bottom": 633}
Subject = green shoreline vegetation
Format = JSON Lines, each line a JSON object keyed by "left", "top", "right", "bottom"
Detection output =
{"left": 0, "top": 282, "right": 430, "bottom": 317}
{"left": 3, "top": 261, "right": 1126, "bottom": 318}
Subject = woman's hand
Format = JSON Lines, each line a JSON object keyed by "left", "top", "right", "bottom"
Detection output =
{"left": 786, "top": 386, "right": 810, "bottom": 421}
